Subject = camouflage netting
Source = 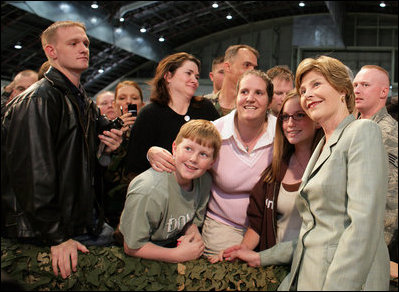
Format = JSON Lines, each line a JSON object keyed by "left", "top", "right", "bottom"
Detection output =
{"left": 1, "top": 238, "right": 289, "bottom": 291}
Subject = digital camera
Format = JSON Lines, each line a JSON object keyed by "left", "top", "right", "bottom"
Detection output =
{"left": 96, "top": 114, "right": 124, "bottom": 134}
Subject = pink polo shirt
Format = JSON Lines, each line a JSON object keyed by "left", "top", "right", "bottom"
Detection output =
{"left": 208, "top": 110, "right": 276, "bottom": 229}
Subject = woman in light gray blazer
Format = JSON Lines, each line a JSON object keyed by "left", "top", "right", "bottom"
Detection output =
{"left": 224, "top": 55, "right": 390, "bottom": 290}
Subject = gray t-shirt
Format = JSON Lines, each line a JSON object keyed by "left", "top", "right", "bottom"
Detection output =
{"left": 120, "top": 168, "right": 212, "bottom": 249}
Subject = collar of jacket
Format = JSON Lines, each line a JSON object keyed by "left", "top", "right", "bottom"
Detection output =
{"left": 44, "top": 66, "right": 86, "bottom": 98}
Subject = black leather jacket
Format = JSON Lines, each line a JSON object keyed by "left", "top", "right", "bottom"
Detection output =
{"left": 1, "top": 67, "right": 105, "bottom": 244}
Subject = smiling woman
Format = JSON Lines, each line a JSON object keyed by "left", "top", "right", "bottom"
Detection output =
{"left": 201, "top": 69, "right": 277, "bottom": 262}
{"left": 125, "top": 52, "right": 220, "bottom": 178}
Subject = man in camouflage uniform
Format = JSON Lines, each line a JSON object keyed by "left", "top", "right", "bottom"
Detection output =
{"left": 353, "top": 65, "right": 398, "bottom": 278}
{"left": 211, "top": 44, "right": 259, "bottom": 116}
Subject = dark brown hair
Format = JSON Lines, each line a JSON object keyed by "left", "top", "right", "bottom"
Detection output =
{"left": 148, "top": 52, "right": 200, "bottom": 106}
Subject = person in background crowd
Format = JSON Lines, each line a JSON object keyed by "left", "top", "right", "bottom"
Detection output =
{"left": 225, "top": 55, "right": 390, "bottom": 290}
{"left": 353, "top": 65, "right": 398, "bottom": 280}
{"left": 212, "top": 44, "right": 259, "bottom": 116}
{"left": 1, "top": 21, "right": 123, "bottom": 279}
{"left": 266, "top": 65, "right": 294, "bottom": 117}
{"left": 238, "top": 89, "right": 323, "bottom": 252}
{"left": 102, "top": 80, "right": 146, "bottom": 229}
{"left": 204, "top": 55, "right": 224, "bottom": 101}
{"left": 1, "top": 69, "right": 38, "bottom": 115}
{"left": 96, "top": 90, "right": 119, "bottom": 120}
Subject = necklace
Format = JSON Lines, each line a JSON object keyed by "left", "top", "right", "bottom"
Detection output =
{"left": 238, "top": 123, "right": 266, "bottom": 153}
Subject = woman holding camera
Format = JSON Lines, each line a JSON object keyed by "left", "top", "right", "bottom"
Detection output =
{"left": 102, "top": 80, "right": 146, "bottom": 228}
{"left": 114, "top": 80, "right": 146, "bottom": 132}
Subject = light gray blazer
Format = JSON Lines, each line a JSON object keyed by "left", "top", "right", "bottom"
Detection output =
{"left": 260, "top": 115, "right": 390, "bottom": 290}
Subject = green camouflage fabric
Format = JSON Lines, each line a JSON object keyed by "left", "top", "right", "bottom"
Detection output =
{"left": 206, "top": 91, "right": 234, "bottom": 117}
{"left": 371, "top": 107, "right": 398, "bottom": 247}
{"left": 1, "top": 237, "right": 289, "bottom": 291}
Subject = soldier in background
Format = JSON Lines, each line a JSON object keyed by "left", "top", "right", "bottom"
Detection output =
{"left": 204, "top": 55, "right": 224, "bottom": 102}
{"left": 353, "top": 65, "right": 398, "bottom": 279}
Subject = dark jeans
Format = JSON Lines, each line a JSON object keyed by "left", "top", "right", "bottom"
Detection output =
{"left": 73, "top": 222, "right": 114, "bottom": 246}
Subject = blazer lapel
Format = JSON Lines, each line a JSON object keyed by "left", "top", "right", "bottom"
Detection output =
{"left": 301, "top": 115, "right": 356, "bottom": 188}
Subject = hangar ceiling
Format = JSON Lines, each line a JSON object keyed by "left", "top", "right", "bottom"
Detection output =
{"left": 1, "top": 1, "right": 398, "bottom": 96}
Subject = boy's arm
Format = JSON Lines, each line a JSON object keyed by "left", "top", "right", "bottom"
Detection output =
{"left": 124, "top": 233, "right": 204, "bottom": 263}
{"left": 183, "top": 223, "right": 202, "bottom": 242}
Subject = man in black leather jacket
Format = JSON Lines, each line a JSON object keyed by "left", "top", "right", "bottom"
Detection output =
{"left": 1, "top": 21, "right": 123, "bottom": 279}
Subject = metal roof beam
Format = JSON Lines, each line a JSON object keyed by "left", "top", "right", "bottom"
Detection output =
{"left": 7, "top": 1, "right": 171, "bottom": 62}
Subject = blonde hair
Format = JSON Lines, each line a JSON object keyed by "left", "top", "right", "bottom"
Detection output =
{"left": 41, "top": 21, "right": 86, "bottom": 48}
{"left": 266, "top": 65, "right": 294, "bottom": 82}
{"left": 115, "top": 80, "right": 143, "bottom": 102}
{"left": 174, "top": 119, "right": 221, "bottom": 160}
{"left": 295, "top": 55, "right": 355, "bottom": 113}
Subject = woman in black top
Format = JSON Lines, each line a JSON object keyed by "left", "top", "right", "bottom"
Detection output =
{"left": 125, "top": 52, "right": 220, "bottom": 177}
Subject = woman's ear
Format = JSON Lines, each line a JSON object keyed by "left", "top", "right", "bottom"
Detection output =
{"left": 164, "top": 71, "right": 172, "bottom": 83}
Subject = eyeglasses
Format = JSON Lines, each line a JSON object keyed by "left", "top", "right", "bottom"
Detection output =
{"left": 278, "top": 112, "right": 307, "bottom": 122}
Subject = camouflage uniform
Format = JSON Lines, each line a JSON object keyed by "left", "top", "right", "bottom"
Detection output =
{"left": 371, "top": 107, "right": 398, "bottom": 247}
{"left": 204, "top": 91, "right": 233, "bottom": 117}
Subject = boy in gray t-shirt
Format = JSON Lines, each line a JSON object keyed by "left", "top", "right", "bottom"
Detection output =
{"left": 120, "top": 119, "right": 221, "bottom": 263}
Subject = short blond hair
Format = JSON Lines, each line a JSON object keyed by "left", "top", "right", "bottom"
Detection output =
{"left": 174, "top": 119, "right": 221, "bottom": 160}
{"left": 266, "top": 65, "right": 294, "bottom": 82}
{"left": 41, "top": 21, "right": 86, "bottom": 48}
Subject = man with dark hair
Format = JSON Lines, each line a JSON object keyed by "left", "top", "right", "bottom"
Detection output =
{"left": 204, "top": 55, "right": 224, "bottom": 101}
{"left": 2, "top": 21, "right": 123, "bottom": 279}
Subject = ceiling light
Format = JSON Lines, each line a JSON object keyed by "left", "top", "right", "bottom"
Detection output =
{"left": 59, "top": 3, "right": 71, "bottom": 12}
{"left": 14, "top": 42, "right": 22, "bottom": 49}
{"left": 379, "top": 1, "right": 386, "bottom": 7}
{"left": 98, "top": 68, "right": 104, "bottom": 74}
{"left": 299, "top": 1, "right": 305, "bottom": 7}
{"left": 226, "top": 14, "right": 232, "bottom": 20}
{"left": 119, "top": 17, "right": 125, "bottom": 22}
{"left": 91, "top": 1, "right": 98, "bottom": 9}
{"left": 212, "top": 2, "right": 218, "bottom": 8}
{"left": 115, "top": 27, "right": 122, "bottom": 34}
{"left": 140, "top": 27, "right": 147, "bottom": 33}
{"left": 159, "top": 36, "right": 165, "bottom": 42}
